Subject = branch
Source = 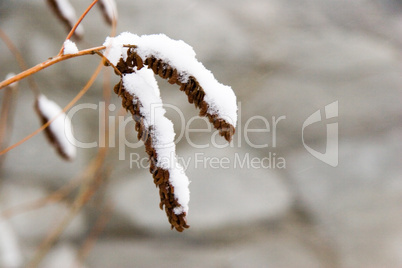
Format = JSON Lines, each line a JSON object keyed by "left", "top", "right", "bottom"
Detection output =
{"left": 0, "top": 46, "right": 106, "bottom": 90}
{"left": 0, "top": 59, "right": 104, "bottom": 156}
{"left": 58, "top": 0, "right": 101, "bottom": 55}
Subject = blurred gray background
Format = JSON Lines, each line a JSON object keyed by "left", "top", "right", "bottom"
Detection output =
{"left": 0, "top": 0, "right": 401, "bottom": 267}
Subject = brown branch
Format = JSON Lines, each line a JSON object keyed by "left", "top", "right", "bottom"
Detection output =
{"left": 0, "top": 86, "right": 18, "bottom": 169}
{"left": 0, "top": 28, "right": 39, "bottom": 95}
{"left": 0, "top": 45, "right": 106, "bottom": 90}
{"left": 75, "top": 202, "right": 113, "bottom": 264}
{"left": 58, "top": 0, "right": 101, "bottom": 55}
{"left": 0, "top": 174, "right": 82, "bottom": 219}
{"left": 94, "top": 51, "right": 122, "bottom": 76}
{"left": 27, "top": 149, "right": 108, "bottom": 268}
{"left": 0, "top": 59, "right": 104, "bottom": 156}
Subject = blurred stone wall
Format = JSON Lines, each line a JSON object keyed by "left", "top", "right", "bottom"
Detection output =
{"left": 0, "top": 0, "right": 401, "bottom": 267}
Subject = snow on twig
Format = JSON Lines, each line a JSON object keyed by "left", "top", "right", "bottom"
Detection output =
{"left": 63, "top": 39, "right": 79, "bottom": 55}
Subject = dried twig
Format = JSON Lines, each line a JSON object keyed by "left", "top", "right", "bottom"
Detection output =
{"left": 27, "top": 147, "right": 108, "bottom": 268}
{"left": 0, "top": 45, "right": 106, "bottom": 90}
{"left": 1, "top": 175, "right": 82, "bottom": 219}
{"left": 75, "top": 201, "right": 113, "bottom": 264}
{"left": 0, "top": 81, "right": 18, "bottom": 169}
{"left": 57, "top": 0, "right": 101, "bottom": 54}
{"left": 0, "top": 59, "right": 104, "bottom": 156}
{"left": 0, "top": 29, "right": 39, "bottom": 95}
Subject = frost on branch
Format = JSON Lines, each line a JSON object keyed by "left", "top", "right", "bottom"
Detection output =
{"left": 35, "top": 94, "right": 76, "bottom": 161}
{"left": 46, "top": 0, "right": 84, "bottom": 39}
{"left": 114, "top": 68, "right": 190, "bottom": 231}
{"left": 104, "top": 32, "right": 237, "bottom": 142}
{"left": 98, "top": 0, "right": 118, "bottom": 26}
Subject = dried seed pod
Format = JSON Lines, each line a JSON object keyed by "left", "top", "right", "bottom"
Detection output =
{"left": 98, "top": 0, "right": 118, "bottom": 26}
{"left": 168, "top": 69, "right": 178, "bottom": 84}
{"left": 134, "top": 55, "right": 236, "bottom": 142}
{"left": 46, "top": 0, "right": 84, "bottom": 39}
{"left": 112, "top": 71, "right": 190, "bottom": 232}
{"left": 104, "top": 33, "right": 239, "bottom": 231}
{"left": 103, "top": 33, "right": 237, "bottom": 143}
{"left": 34, "top": 94, "right": 76, "bottom": 161}
{"left": 135, "top": 54, "right": 144, "bottom": 69}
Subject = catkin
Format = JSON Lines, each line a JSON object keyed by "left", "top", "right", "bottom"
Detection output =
{"left": 97, "top": 0, "right": 117, "bottom": 26}
{"left": 34, "top": 99, "right": 72, "bottom": 161}
{"left": 113, "top": 80, "right": 189, "bottom": 232}
{"left": 112, "top": 47, "right": 236, "bottom": 231}
{"left": 124, "top": 48, "right": 235, "bottom": 142}
{"left": 46, "top": 0, "right": 83, "bottom": 39}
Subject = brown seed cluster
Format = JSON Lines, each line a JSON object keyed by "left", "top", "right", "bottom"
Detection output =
{"left": 117, "top": 47, "right": 236, "bottom": 142}
{"left": 113, "top": 72, "right": 189, "bottom": 232}
{"left": 112, "top": 47, "right": 236, "bottom": 231}
{"left": 34, "top": 99, "right": 72, "bottom": 161}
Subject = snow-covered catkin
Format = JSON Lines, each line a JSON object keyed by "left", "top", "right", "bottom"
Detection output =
{"left": 113, "top": 79, "right": 189, "bottom": 232}
{"left": 105, "top": 33, "right": 238, "bottom": 231}
{"left": 35, "top": 95, "right": 76, "bottom": 161}
{"left": 46, "top": 0, "right": 84, "bottom": 39}
{"left": 118, "top": 48, "right": 236, "bottom": 142}
{"left": 98, "top": 0, "right": 118, "bottom": 26}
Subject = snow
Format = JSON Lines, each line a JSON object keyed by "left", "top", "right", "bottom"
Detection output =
{"left": 102, "top": 36, "right": 123, "bottom": 67}
{"left": 0, "top": 219, "right": 22, "bottom": 268}
{"left": 63, "top": 39, "right": 79, "bottom": 55}
{"left": 122, "top": 69, "right": 190, "bottom": 214}
{"left": 103, "top": 32, "right": 238, "bottom": 126}
{"left": 36, "top": 94, "right": 76, "bottom": 160}
{"left": 53, "top": 0, "right": 84, "bottom": 37}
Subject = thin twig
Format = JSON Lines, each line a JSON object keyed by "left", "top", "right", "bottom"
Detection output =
{"left": 0, "top": 59, "right": 104, "bottom": 156}
{"left": 94, "top": 51, "right": 121, "bottom": 76}
{"left": 0, "top": 86, "right": 18, "bottom": 169}
{"left": 0, "top": 46, "right": 106, "bottom": 90}
{"left": 58, "top": 0, "right": 101, "bottom": 55}
{"left": 0, "top": 28, "right": 40, "bottom": 96}
{"left": 75, "top": 201, "right": 113, "bottom": 265}
{"left": 27, "top": 151, "right": 108, "bottom": 268}
{"left": 0, "top": 174, "right": 82, "bottom": 219}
